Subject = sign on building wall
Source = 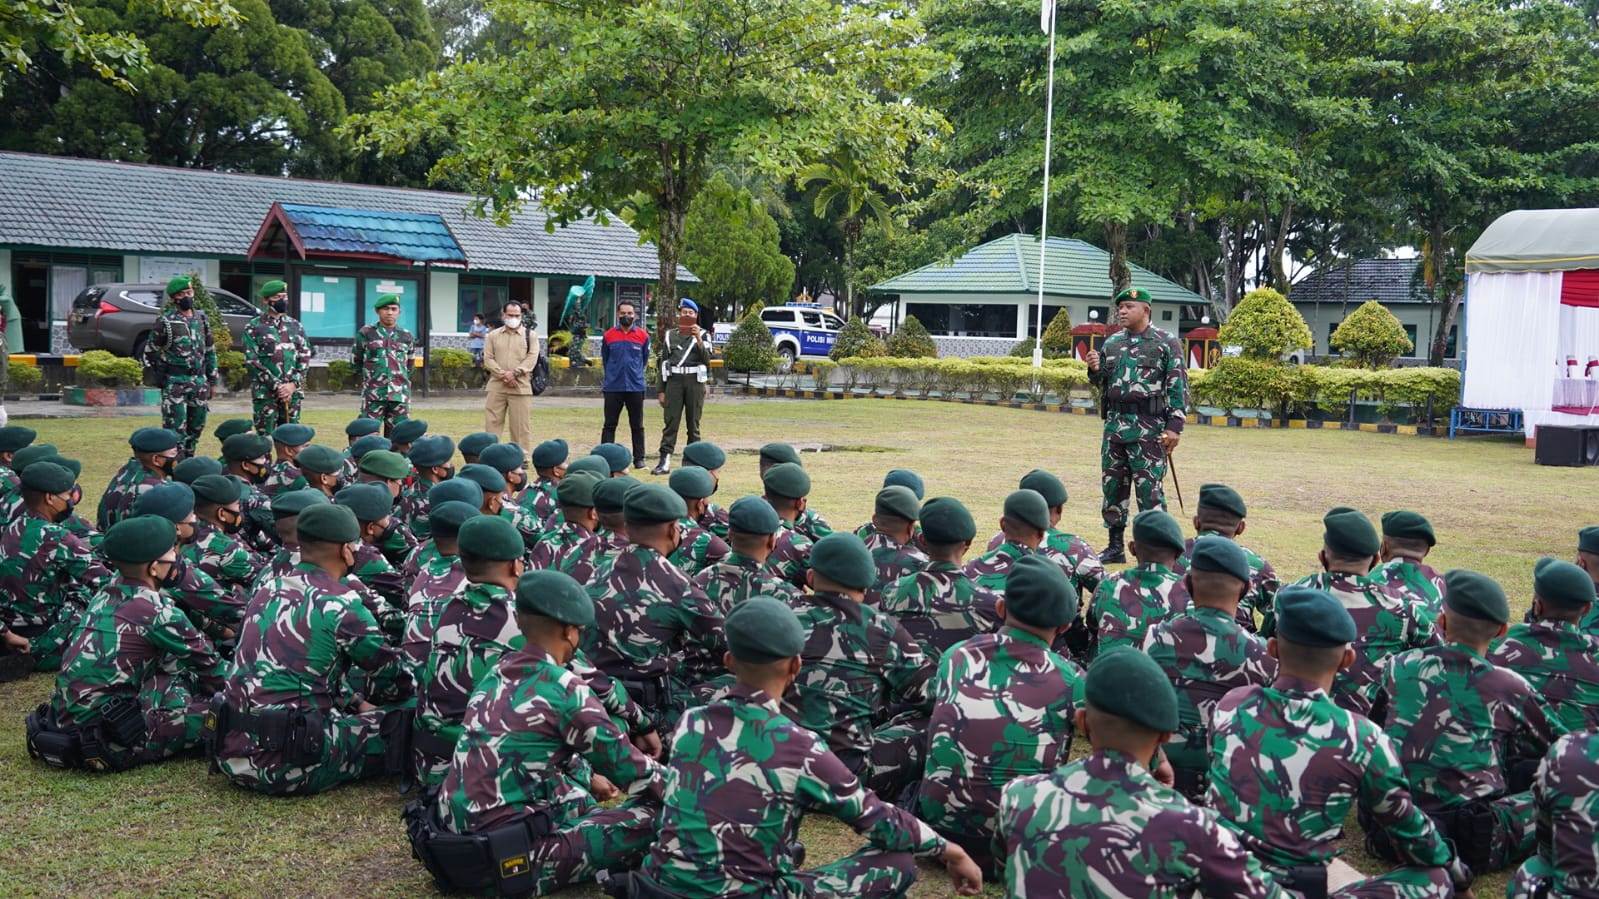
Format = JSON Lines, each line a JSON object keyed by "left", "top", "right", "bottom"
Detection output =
{"left": 139, "top": 257, "right": 209, "bottom": 283}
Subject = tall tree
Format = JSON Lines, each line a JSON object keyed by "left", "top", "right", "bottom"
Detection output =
{"left": 799, "top": 150, "right": 895, "bottom": 317}
{"left": 682, "top": 174, "right": 796, "bottom": 322}
{"left": 0, "top": 0, "right": 239, "bottom": 96}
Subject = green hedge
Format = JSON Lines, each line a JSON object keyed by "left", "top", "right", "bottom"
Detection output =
{"left": 6, "top": 363, "right": 42, "bottom": 393}
{"left": 77, "top": 350, "right": 143, "bottom": 388}
{"left": 1190, "top": 358, "right": 1459, "bottom": 422}
{"left": 428, "top": 347, "right": 485, "bottom": 389}
{"left": 826, "top": 356, "right": 1090, "bottom": 402}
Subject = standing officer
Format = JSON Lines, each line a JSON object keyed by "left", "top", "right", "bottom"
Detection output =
{"left": 1085, "top": 286, "right": 1187, "bottom": 563}
{"left": 481, "top": 301, "right": 539, "bottom": 458}
{"left": 241, "top": 280, "right": 311, "bottom": 434}
{"left": 352, "top": 296, "right": 415, "bottom": 437}
{"left": 652, "top": 297, "right": 713, "bottom": 475}
{"left": 142, "top": 275, "right": 217, "bottom": 457}
{"left": 600, "top": 300, "right": 650, "bottom": 469}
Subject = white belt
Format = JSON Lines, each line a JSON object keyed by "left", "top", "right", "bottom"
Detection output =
{"left": 668, "top": 365, "right": 707, "bottom": 375}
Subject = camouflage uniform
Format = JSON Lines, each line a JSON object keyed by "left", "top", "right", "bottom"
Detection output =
{"left": 96, "top": 458, "right": 167, "bottom": 530}
{"left": 241, "top": 312, "right": 311, "bottom": 433}
{"left": 48, "top": 579, "right": 226, "bottom": 766}
{"left": 399, "top": 545, "right": 465, "bottom": 680}
{"left": 500, "top": 500, "right": 543, "bottom": 554}
{"left": 413, "top": 582, "right": 522, "bottom": 788}
{"left": 1507, "top": 730, "right": 1599, "bottom": 899}
{"left": 217, "top": 562, "right": 411, "bottom": 795}
{"left": 998, "top": 749, "right": 1287, "bottom": 898}
{"left": 166, "top": 555, "right": 245, "bottom": 643}
{"left": 1264, "top": 571, "right": 1438, "bottom": 717}
{"left": 556, "top": 527, "right": 628, "bottom": 585}
{"left": 184, "top": 519, "right": 262, "bottom": 604}
{"left": 1208, "top": 675, "right": 1469, "bottom": 896}
{"left": 527, "top": 521, "right": 594, "bottom": 573}
{"left": 915, "top": 628, "right": 1083, "bottom": 869}
{"left": 964, "top": 540, "right": 1032, "bottom": 594}
{"left": 1371, "top": 558, "right": 1445, "bottom": 620}
{"left": 350, "top": 541, "right": 407, "bottom": 633}
{"left": 1144, "top": 605, "right": 1277, "bottom": 796}
{"left": 1091, "top": 562, "right": 1190, "bottom": 655}
{"left": 141, "top": 306, "right": 217, "bottom": 456}
{"left": 793, "top": 507, "right": 833, "bottom": 543}
{"left": 879, "top": 562, "right": 1001, "bottom": 659}
{"left": 1377, "top": 644, "right": 1563, "bottom": 870}
{"left": 0, "top": 512, "right": 111, "bottom": 669}
{"left": 351, "top": 321, "right": 414, "bottom": 431}
{"left": 985, "top": 527, "right": 1107, "bottom": 600}
{"left": 643, "top": 683, "right": 948, "bottom": 899}
{"left": 698, "top": 502, "right": 729, "bottom": 540}
{"left": 784, "top": 590, "right": 935, "bottom": 796}
{"left": 524, "top": 478, "right": 560, "bottom": 527}
{"left": 770, "top": 522, "right": 814, "bottom": 588}
{"left": 395, "top": 478, "right": 432, "bottom": 539}
{"left": 236, "top": 479, "right": 276, "bottom": 555}
{"left": 1488, "top": 619, "right": 1599, "bottom": 732}
{"left": 1090, "top": 324, "right": 1187, "bottom": 528}
{"left": 436, "top": 645, "right": 661, "bottom": 894}
{"left": 259, "top": 459, "right": 307, "bottom": 498}
{"left": 668, "top": 518, "right": 731, "bottom": 577}
{"left": 1174, "top": 531, "right": 1278, "bottom": 631}
{"left": 860, "top": 525, "right": 928, "bottom": 605}
{"left": 691, "top": 551, "right": 800, "bottom": 616}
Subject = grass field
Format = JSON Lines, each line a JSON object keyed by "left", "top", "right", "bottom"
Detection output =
{"left": 2, "top": 394, "right": 1590, "bottom": 896}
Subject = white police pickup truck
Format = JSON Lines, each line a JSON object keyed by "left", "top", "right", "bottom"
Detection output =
{"left": 713, "top": 303, "right": 846, "bottom": 369}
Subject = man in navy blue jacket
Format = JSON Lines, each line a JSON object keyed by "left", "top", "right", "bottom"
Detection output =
{"left": 600, "top": 301, "right": 650, "bottom": 469}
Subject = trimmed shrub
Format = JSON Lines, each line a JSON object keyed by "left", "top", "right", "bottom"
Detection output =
{"left": 547, "top": 330, "right": 572, "bottom": 356}
{"left": 429, "top": 347, "right": 483, "bottom": 389}
{"left": 829, "top": 317, "right": 886, "bottom": 361}
{"left": 885, "top": 315, "right": 937, "bottom": 358}
{"left": 1188, "top": 357, "right": 1300, "bottom": 410}
{"left": 326, "top": 360, "right": 357, "bottom": 391}
{"left": 1218, "top": 287, "right": 1313, "bottom": 360}
{"left": 1331, "top": 300, "right": 1412, "bottom": 369}
{"left": 6, "top": 362, "right": 42, "bottom": 393}
{"left": 77, "top": 350, "right": 143, "bottom": 387}
{"left": 723, "top": 308, "right": 780, "bottom": 373}
{"left": 188, "top": 273, "right": 232, "bottom": 353}
{"left": 217, "top": 350, "right": 248, "bottom": 391}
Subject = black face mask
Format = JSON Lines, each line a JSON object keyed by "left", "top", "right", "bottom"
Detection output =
{"left": 157, "top": 456, "right": 177, "bottom": 475}
{"left": 270, "top": 299, "right": 289, "bottom": 314}
{"left": 219, "top": 509, "right": 241, "bottom": 535}
{"left": 176, "top": 297, "right": 194, "bottom": 311}
{"left": 158, "top": 558, "right": 184, "bottom": 588}
{"left": 49, "top": 496, "right": 71, "bottom": 524}
{"left": 618, "top": 315, "right": 635, "bottom": 328}
{"left": 378, "top": 519, "right": 401, "bottom": 546}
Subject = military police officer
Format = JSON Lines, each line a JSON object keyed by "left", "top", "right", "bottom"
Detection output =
{"left": 652, "top": 297, "right": 714, "bottom": 475}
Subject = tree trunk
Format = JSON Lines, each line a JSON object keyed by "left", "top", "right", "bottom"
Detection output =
{"left": 1424, "top": 219, "right": 1448, "bottom": 366}
{"left": 1105, "top": 221, "right": 1131, "bottom": 293}
{"left": 1267, "top": 201, "right": 1294, "bottom": 294}
{"left": 844, "top": 237, "right": 856, "bottom": 318}
{"left": 654, "top": 201, "right": 685, "bottom": 340}
{"left": 1429, "top": 285, "right": 1461, "bottom": 367}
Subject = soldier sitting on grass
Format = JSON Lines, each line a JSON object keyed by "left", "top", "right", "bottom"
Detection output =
{"left": 1489, "top": 558, "right": 1599, "bottom": 732}
{"left": 1172, "top": 483, "right": 1276, "bottom": 632}
{"left": 858, "top": 485, "right": 928, "bottom": 606}
{"left": 880, "top": 497, "right": 1000, "bottom": 659}
{"left": 1089, "top": 509, "right": 1189, "bottom": 655}
{"left": 692, "top": 495, "right": 797, "bottom": 615}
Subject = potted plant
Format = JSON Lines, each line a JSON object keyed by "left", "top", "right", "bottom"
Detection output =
{"left": 64, "top": 350, "right": 157, "bottom": 406}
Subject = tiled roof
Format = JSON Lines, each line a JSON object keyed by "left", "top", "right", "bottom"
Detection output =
{"left": 0, "top": 152, "right": 694, "bottom": 282}
{"left": 1289, "top": 258, "right": 1428, "bottom": 306}
{"left": 270, "top": 204, "right": 467, "bottom": 263}
{"left": 869, "top": 233, "right": 1203, "bottom": 304}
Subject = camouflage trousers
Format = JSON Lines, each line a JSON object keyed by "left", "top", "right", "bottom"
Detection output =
{"left": 160, "top": 374, "right": 210, "bottom": 457}
{"left": 519, "top": 800, "right": 657, "bottom": 896}
{"left": 866, "top": 712, "right": 929, "bottom": 801}
{"left": 136, "top": 671, "right": 213, "bottom": 763}
{"left": 250, "top": 384, "right": 303, "bottom": 434}
{"left": 217, "top": 698, "right": 412, "bottom": 795}
{"left": 361, "top": 397, "right": 410, "bottom": 434}
{"left": 1506, "top": 856, "right": 1580, "bottom": 899}
{"left": 1477, "top": 791, "right": 1538, "bottom": 871}
{"left": 1267, "top": 860, "right": 1454, "bottom": 899}
{"left": 1100, "top": 430, "right": 1167, "bottom": 529}
{"left": 11, "top": 611, "right": 80, "bottom": 671}
{"left": 783, "top": 847, "right": 919, "bottom": 899}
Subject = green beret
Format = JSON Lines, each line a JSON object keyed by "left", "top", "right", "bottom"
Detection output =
{"left": 12, "top": 444, "right": 59, "bottom": 473}
{"left": 809, "top": 532, "right": 875, "bottom": 590}
{"left": 173, "top": 456, "right": 223, "bottom": 484}
{"left": 1274, "top": 587, "right": 1357, "bottom": 647}
{"left": 624, "top": 483, "right": 686, "bottom": 525}
{"left": 1198, "top": 483, "right": 1246, "bottom": 518}
{"left": 271, "top": 423, "right": 314, "bottom": 447}
{"left": 130, "top": 427, "right": 180, "bottom": 453}
{"left": 594, "top": 475, "right": 641, "bottom": 514}
{"left": 350, "top": 435, "right": 391, "bottom": 459}
{"left": 373, "top": 294, "right": 401, "bottom": 311}
{"left": 1004, "top": 554, "right": 1075, "bottom": 629}
{"left": 1189, "top": 534, "right": 1249, "bottom": 582}
{"left": 345, "top": 418, "right": 382, "bottom": 438}
{"left": 728, "top": 496, "right": 781, "bottom": 535}
{"left": 1324, "top": 506, "right": 1359, "bottom": 518}
{"left": 213, "top": 419, "right": 253, "bottom": 443}
{"left": 458, "top": 515, "right": 524, "bottom": 562}
{"left": 428, "top": 478, "right": 484, "bottom": 510}
{"left": 222, "top": 433, "right": 272, "bottom": 462}
{"left": 334, "top": 483, "right": 393, "bottom": 523}
{"left": 566, "top": 455, "right": 612, "bottom": 480}
{"left": 271, "top": 488, "right": 327, "bottom": 516}
{"left": 1018, "top": 469, "right": 1066, "bottom": 507}
{"left": 556, "top": 472, "right": 599, "bottom": 508}
{"left": 459, "top": 463, "right": 507, "bottom": 495}
{"left": 479, "top": 443, "right": 526, "bottom": 475}
{"left": 1443, "top": 569, "right": 1509, "bottom": 624}
{"left": 1114, "top": 286, "right": 1152, "bottom": 306}
{"left": 1133, "top": 510, "right": 1185, "bottom": 554}
{"left": 190, "top": 474, "right": 242, "bottom": 506}
{"left": 1003, "top": 489, "right": 1050, "bottom": 533}
{"left": 874, "top": 485, "right": 921, "bottom": 522}
{"left": 1323, "top": 509, "right": 1380, "bottom": 558}
{"left": 429, "top": 500, "right": 478, "bottom": 537}
{"left": 458, "top": 433, "right": 499, "bottom": 458}
{"left": 296, "top": 503, "right": 360, "bottom": 544}
{"left": 532, "top": 439, "right": 568, "bottom": 470}
{"left": 1534, "top": 558, "right": 1595, "bottom": 609}
{"left": 1381, "top": 511, "right": 1435, "bottom": 546}
{"left": 514, "top": 570, "right": 595, "bottom": 626}
{"left": 919, "top": 497, "right": 976, "bottom": 544}
{"left": 683, "top": 441, "right": 726, "bottom": 471}
{"left": 133, "top": 482, "right": 195, "bottom": 523}
{"left": 359, "top": 450, "right": 411, "bottom": 481}
{"left": 762, "top": 462, "right": 811, "bottom": 500}
{"left": 102, "top": 515, "right": 177, "bottom": 564}
{"left": 20, "top": 461, "right": 74, "bottom": 494}
{"left": 258, "top": 279, "right": 287, "bottom": 299}
{"left": 166, "top": 275, "right": 192, "bottom": 295}
{"left": 1085, "top": 646, "right": 1178, "bottom": 733}
{"left": 408, "top": 435, "right": 456, "bottom": 469}
{"left": 0, "top": 426, "right": 37, "bottom": 454}
{"left": 294, "top": 445, "right": 344, "bottom": 475}
{"left": 725, "top": 595, "right": 806, "bottom": 663}
{"left": 760, "top": 442, "right": 802, "bottom": 467}
{"left": 39, "top": 456, "right": 81, "bottom": 479}
{"left": 1578, "top": 526, "right": 1599, "bottom": 556}
{"left": 390, "top": 419, "right": 428, "bottom": 445}
{"left": 669, "top": 466, "right": 716, "bottom": 500}
{"left": 591, "top": 443, "right": 632, "bottom": 474}
{"left": 883, "top": 469, "right": 925, "bottom": 500}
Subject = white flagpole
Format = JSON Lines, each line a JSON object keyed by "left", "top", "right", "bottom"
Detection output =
{"left": 1034, "top": 0, "right": 1058, "bottom": 371}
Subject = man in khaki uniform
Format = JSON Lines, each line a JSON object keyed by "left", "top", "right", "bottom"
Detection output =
{"left": 482, "top": 302, "right": 539, "bottom": 458}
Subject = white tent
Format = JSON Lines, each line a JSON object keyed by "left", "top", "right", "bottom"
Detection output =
{"left": 1462, "top": 208, "right": 1599, "bottom": 436}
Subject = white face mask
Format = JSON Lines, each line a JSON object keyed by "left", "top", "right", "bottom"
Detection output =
{"left": 503, "top": 317, "right": 522, "bottom": 329}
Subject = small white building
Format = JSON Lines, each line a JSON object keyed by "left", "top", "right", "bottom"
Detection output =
{"left": 1288, "top": 258, "right": 1458, "bottom": 361}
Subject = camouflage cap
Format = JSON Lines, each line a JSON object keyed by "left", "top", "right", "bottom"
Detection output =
{"left": 683, "top": 441, "right": 726, "bottom": 472}
{"left": 373, "top": 295, "right": 401, "bottom": 311}
{"left": 727, "top": 496, "right": 781, "bottom": 535}
{"left": 669, "top": 466, "right": 716, "bottom": 500}
{"left": 11, "top": 444, "right": 58, "bottom": 472}
{"left": 102, "top": 516, "right": 177, "bottom": 563}
{"left": 479, "top": 443, "right": 525, "bottom": 475}
{"left": 515, "top": 570, "right": 595, "bottom": 626}
{"left": 359, "top": 450, "right": 411, "bottom": 481}
{"left": 459, "top": 463, "right": 507, "bottom": 495}
{"left": 408, "top": 435, "right": 455, "bottom": 469}
{"left": 725, "top": 595, "right": 805, "bottom": 663}
{"left": 428, "top": 477, "right": 484, "bottom": 509}
{"left": 134, "top": 482, "right": 195, "bottom": 522}
{"left": 296, "top": 503, "right": 360, "bottom": 544}
{"left": 1275, "top": 587, "right": 1357, "bottom": 647}
{"left": 761, "top": 462, "right": 811, "bottom": 500}
{"left": 0, "top": 425, "right": 37, "bottom": 454}
{"left": 190, "top": 474, "right": 242, "bottom": 506}
{"left": 390, "top": 418, "right": 428, "bottom": 445}
{"left": 809, "top": 532, "right": 875, "bottom": 590}
{"left": 1018, "top": 469, "right": 1066, "bottom": 508}
{"left": 532, "top": 439, "right": 568, "bottom": 469}
{"left": 131, "top": 427, "right": 180, "bottom": 453}
{"left": 1578, "top": 526, "right": 1599, "bottom": 556}
{"left": 1085, "top": 646, "right": 1178, "bottom": 733}
{"left": 20, "top": 460, "right": 74, "bottom": 494}
{"left": 1004, "top": 554, "right": 1075, "bottom": 629}
{"left": 222, "top": 433, "right": 271, "bottom": 463}
{"left": 594, "top": 475, "right": 642, "bottom": 514}
{"left": 1380, "top": 510, "right": 1435, "bottom": 546}
{"left": 759, "top": 442, "right": 802, "bottom": 467}
{"left": 1534, "top": 557, "right": 1595, "bottom": 608}
{"left": 270, "top": 423, "right": 314, "bottom": 447}
{"left": 429, "top": 500, "right": 479, "bottom": 538}
{"left": 350, "top": 434, "right": 392, "bottom": 459}
{"left": 566, "top": 455, "right": 612, "bottom": 480}
{"left": 556, "top": 472, "right": 599, "bottom": 508}
{"left": 257, "top": 279, "right": 287, "bottom": 300}
{"left": 591, "top": 442, "right": 632, "bottom": 474}
{"left": 344, "top": 418, "right": 382, "bottom": 438}
{"left": 271, "top": 487, "right": 328, "bottom": 516}
{"left": 1132, "top": 510, "right": 1185, "bottom": 554}
{"left": 874, "top": 485, "right": 920, "bottom": 522}
{"left": 213, "top": 419, "right": 253, "bottom": 443}
{"left": 1189, "top": 535, "right": 1249, "bottom": 582}
{"left": 883, "top": 468, "right": 925, "bottom": 500}
{"left": 459, "top": 432, "right": 499, "bottom": 458}
{"left": 166, "top": 275, "right": 192, "bottom": 295}
{"left": 1113, "top": 286, "right": 1152, "bottom": 306}
{"left": 458, "top": 515, "right": 524, "bottom": 562}
{"left": 1198, "top": 483, "right": 1246, "bottom": 518}
{"left": 294, "top": 445, "right": 345, "bottom": 475}
{"left": 173, "top": 456, "right": 223, "bottom": 484}
{"left": 1002, "top": 489, "right": 1050, "bottom": 533}
{"left": 919, "top": 497, "right": 976, "bottom": 544}
{"left": 1323, "top": 509, "right": 1380, "bottom": 558}
{"left": 1443, "top": 569, "right": 1509, "bottom": 624}
{"left": 623, "top": 483, "right": 684, "bottom": 525}
{"left": 334, "top": 483, "right": 393, "bottom": 523}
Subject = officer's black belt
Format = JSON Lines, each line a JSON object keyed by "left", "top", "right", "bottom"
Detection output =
{"left": 1105, "top": 397, "right": 1167, "bottom": 415}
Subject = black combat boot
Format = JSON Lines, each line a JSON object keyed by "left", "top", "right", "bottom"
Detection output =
{"left": 651, "top": 453, "right": 671, "bottom": 475}
{"left": 1098, "top": 526, "right": 1126, "bottom": 563}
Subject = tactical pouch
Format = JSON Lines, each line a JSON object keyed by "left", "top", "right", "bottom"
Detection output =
{"left": 378, "top": 707, "right": 414, "bottom": 779}
{"left": 101, "top": 696, "right": 148, "bottom": 748}
{"left": 1508, "top": 758, "right": 1541, "bottom": 794}
{"left": 1170, "top": 761, "right": 1210, "bottom": 802}
{"left": 286, "top": 711, "right": 326, "bottom": 765}
{"left": 404, "top": 795, "right": 550, "bottom": 897}
{"left": 25, "top": 704, "right": 81, "bottom": 769}
{"left": 0, "top": 649, "right": 35, "bottom": 683}
{"left": 201, "top": 694, "right": 229, "bottom": 773}
{"left": 1279, "top": 865, "right": 1328, "bottom": 899}
{"left": 620, "top": 676, "right": 669, "bottom": 716}
{"left": 1441, "top": 802, "right": 1499, "bottom": 874}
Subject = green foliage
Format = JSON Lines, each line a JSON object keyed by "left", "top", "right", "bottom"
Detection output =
{"left": 428, "top": 347, "right": 482, "bottom": 389}
{"left": 1218, "top": 288, "right": 1313, "bottom": 360}
{"left": 831, "top": 355, "right": 1090, "bottom": 403}
{"left": 1190, "top": 358, "right": 1460, "bottom": 422}
{"left": 0, "top": 0, "right": 240, "bottom": 96}
{"left": 6, "top": 362, "right": 42, "bottom": 393}
{"left": 76, "top": 350, "right": 143, "bottom": 387}
{"left": 1009, "top": 310, "right": 1075, "bottom": 359}
{"left": 1190, "top": 357, "right": 1302, "bottom": 410}
{"left": 723, "top": 309, "right": 780, "bottom": 374}
{"left": 829, "top": 317, "right": 887, "bottom": 361}
{"left": 683, "top": 175, "right": 795, "bottom": 322}
{"left": 326, "top": 360, "right": 357, "bottom": 392}
{"left": 885, "top": 315, "right": 937, "bottom": 358}
{"left": 1331, "top": 300, "right": 1412, "bottom": 369}
{"left": 217, "top": 350, "right": 247, "bottom": 391}
{"left": 547, "top": 331, "right": 572, "bottom": 356}
{"left": 187, "top": 272, "right": 230, "bottom": 353}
